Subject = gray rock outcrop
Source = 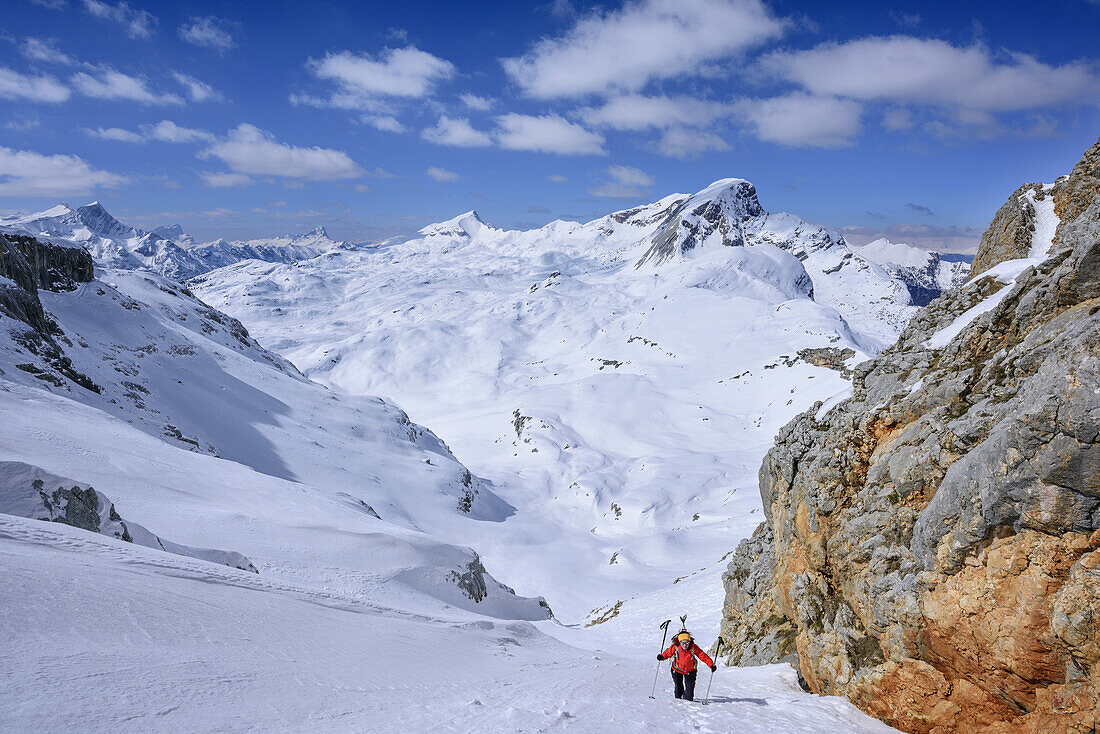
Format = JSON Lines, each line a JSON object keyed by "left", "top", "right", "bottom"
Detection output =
{"left": 0, "top": 461, "right": 258, "bottom": 573}
{"left": 718, "top": 136, "right": 1100, "bottom": 733}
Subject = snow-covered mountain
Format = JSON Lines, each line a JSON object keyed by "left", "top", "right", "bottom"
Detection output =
{"left": 190, "top": 177, "right": 921, "bottom": 622}
{"left": 855, "top": 237, "right": 971, "bottom": 305}
{"left": 0, "top": 192, "right": 906, "bottom": 732}
{"left": 0, "top": 203, "right": 348, "bottom": 281}
{"left": 0, "top": 232, "right": 547, "bottom": 621}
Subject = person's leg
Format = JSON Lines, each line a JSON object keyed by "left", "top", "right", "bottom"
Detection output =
{"left": 684, "top": 670, "right": 697, "bottom": 701}
{"left": 671, "top": 670, "right": 685, "bottom": 699}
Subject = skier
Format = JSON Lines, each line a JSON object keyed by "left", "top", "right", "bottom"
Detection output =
{"left": 657, "top": 630, "right": 716, "bottom": 701}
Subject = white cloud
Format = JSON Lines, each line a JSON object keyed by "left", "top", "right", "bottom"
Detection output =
{"left": 198, "top": 171, "right": 253, "bottom": 188}
{"left": 548, "top": 175, "right": 568, "bottom": 183}
{"left": 142, "top": 120, "right": 214, "bottom": 143}
{"left": 29, "top": 0, "right": 67, "bottom": 8}
{"left": 764, "top": 36, "right": 1100, "bottom": 113}
{"left": 426, "top": 166, "right": 460, "bottom": 182}
{"left": 83, "top": 120, "right": 213, "bottom": 144}
{"left": 309, "top": 47, "right": 456, "bottom": 103}
{"left": 736, "top": 93, "right": 862, "bottom": 148}
{"left": 21, "top": 37, "right": 73, "bottom": 65}
{"left": 0, "top": 146, "right": 127, "bottom": 196}
{"left": 459, "top": 93, "right": 494, "bottom": 111}
{"left": 82, "top": 0, "right": 157, "bottom": 40}
{"left": 363, "top": 115, "right": 405, "bottom": 133}
{"left": 578, "top": 94, "right": 732, "bottom": 131}
{"left": 0, "top": 67, "right": 70, "bottom": 103}
{"left": 882, "top": 107, "right": 915, "bottom": 131}
{"left": 588, "top": 164, "right": 654, "bottom": 199}
{"left": 72, "top": 68, "right": 183, "bottom": 105}
{"left": 179, "top": 16, "right": 235, "bottom": 51}
{"left": 655, "top": 127, "right": 729, "bottom": 158}
{"left": 172, "top": 72, "right": 221, "bottom": 102}
{"left": 421, "top": 116, "right": 492, "bottom": 147}
{"left": 84, "top": 126, "right": 144, "bottom": 143}
{"left": 495, "top": 113, "right": 605, "bottom": 155}
{"left": 200, "top": 123, "right": 365, "bottom": 181}
{"left": 502, "top": 0, "right": 787, "bottom": 98}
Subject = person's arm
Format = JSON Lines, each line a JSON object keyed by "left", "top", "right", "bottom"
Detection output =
{"left": 694, "top": 643, "right": 715, "bottom": 668}
{"left": 657, "top": 643, "right": 674, "bottom": 661}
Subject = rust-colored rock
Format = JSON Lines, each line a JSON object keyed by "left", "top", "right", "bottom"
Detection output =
{"left": 720, "top": 136, "right": 1100, "bottom": 733}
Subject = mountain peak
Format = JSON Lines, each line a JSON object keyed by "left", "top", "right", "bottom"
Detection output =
{"left": 418, "top": 210, "right": 489, "bottom": 238}
{"left": 636, "top": 178, "right": 765, "bottom": 266}
{"left": 75, "top": 201, "right": 137, "bottom": 239}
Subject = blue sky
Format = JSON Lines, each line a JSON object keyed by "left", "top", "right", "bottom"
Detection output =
{"left": 1, "top": 0, "right": 1098, "bottom": 250}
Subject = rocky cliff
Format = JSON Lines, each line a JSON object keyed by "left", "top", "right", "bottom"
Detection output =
{"left": 0, "top": 233, "right": 98, "bottom": 391}
{"left": 719, "top": 136, "right": 1100, "bottom": 733}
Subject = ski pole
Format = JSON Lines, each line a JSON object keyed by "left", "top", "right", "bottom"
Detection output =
{"left": 702, "top": 638, "right": 724, "bottom": 706}
{"left": 649, "top": 619, "right": 672, "bottom": 699}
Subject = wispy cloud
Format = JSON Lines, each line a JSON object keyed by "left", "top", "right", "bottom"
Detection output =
{"left": 421, "top": 116, "right": 492, "bottom": 147}
{"left": 495, "top": 113, "right": 605, "bottom": 155}
{"left": 171, "top": 72, "right": 222, "bottom": 102}
{"left": 736, "top": 93, "right": 862, "bottom": 148}
{"left": 20, "top": 37, "right": 73, "bottom": 65}
{"left": 0, "top": 67, "right": 70, "bottom": 103}
{"left": 588, "top": 164, "right": 653, "bottom": 199}
{"left": 502, "top": 0, "right": 787, "bottom": 98}
{"left": 84, "top": 126, "right": 145, "bottom": 143}
{"left": 82, "top": 0, "right": 157, "bottom": 40}
{"left": 426, "top": 166, "right": 460, "bottom": 182}
{"left": 906, "top": 202, "right": 934, "bottom": 216}
{"left": 72, "top": 68, "right": 183, "bottom": 105}
{"left": 0, "top": 145, "right": 127, "bottom": 196}
{"left": 179, "top": 16, "right": 236, "bottom": 52}
{"left": 200, "top": 123, "right": 365, "bottom": 181}
{"left": 308, "top": 46, "right": 455, "bottom": 105}
{"left": 198, "top": 171, "right": 253, "bottom": 188}
{"left": 459, "top": 93, "right": 494, "bottom": 111}
{"left": 763, "top": 36, "right": 1100, "bottom": 114}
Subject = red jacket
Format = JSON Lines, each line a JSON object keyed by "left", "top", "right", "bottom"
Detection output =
{"left": 659, "top": 640, "right": 714, "bottom": 673}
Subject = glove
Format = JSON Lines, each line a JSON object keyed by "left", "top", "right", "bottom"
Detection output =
{"left": 657, "top": 654, "right": 663, "bottom": 661}
{"left": 710, "top": 664, "right": 717, "bottom": 672}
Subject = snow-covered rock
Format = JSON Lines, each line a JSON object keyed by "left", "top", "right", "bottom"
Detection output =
{"left": 856, "top": 238, "right": 970, "bottom": 305}
{"left": 0, "top": 460, "right": 258, "bottom": 572}
{"left": 0, "top": 204, "right": 349, "bottom": 281}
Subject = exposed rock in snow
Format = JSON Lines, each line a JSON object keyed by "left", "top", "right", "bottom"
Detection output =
{"left": 856, "top": 238, "right": 970, "bottom": 306}
{"left": 0, "top": 461, "right": 258, "bottom": 572}
{"left": 719, "top": 135, "right": 1100, "bottom": 734}
{"left": 1, "top": 204, "right": 349, "bottom": 281}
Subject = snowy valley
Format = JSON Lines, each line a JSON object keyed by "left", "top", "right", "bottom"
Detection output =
{"left": 0, "top": 179, "right": 951, "bottom": 732}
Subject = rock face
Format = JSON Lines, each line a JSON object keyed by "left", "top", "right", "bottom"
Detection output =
{"left": 0, "top": 233, "right": 99, "bottom": 392}
{"left": 971, "top": 183, "right": 1044, "bottom": 277}
{"left": 720, "top": 136, "right": 1100, "bottom": 733}
{"left": 0, "top": 461, "right": 258, "bottom": 573}
{"left": 856, "top": 239, "right": 971, "bottom": 306}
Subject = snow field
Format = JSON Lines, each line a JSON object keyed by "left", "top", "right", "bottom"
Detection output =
{"left": 0, "top": 514, "right": 898, "bottom": 733}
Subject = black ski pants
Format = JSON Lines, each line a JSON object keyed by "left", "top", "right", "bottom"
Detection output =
{"left": 671, "top": 669, "right": 697, "bottom": 700}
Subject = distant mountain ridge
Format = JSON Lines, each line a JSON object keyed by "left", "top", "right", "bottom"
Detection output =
{"left": 856, "top": 237, "right": 971, "bottom": 305}
{"left": 0, "top": 204, "right": 349, "bottom": 281}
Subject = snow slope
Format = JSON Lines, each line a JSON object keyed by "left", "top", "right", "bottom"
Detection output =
{"left": 0, "top": 513, "right": 898, "bottom": 733}
{"left": 191, "top": 179, "right": 916, "bottom": 623}
{"left": 0, "top": 264, "right": 545, "bottom": 620}
{"left": 856, "top": 238, "right": 970, "bottom": 306}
